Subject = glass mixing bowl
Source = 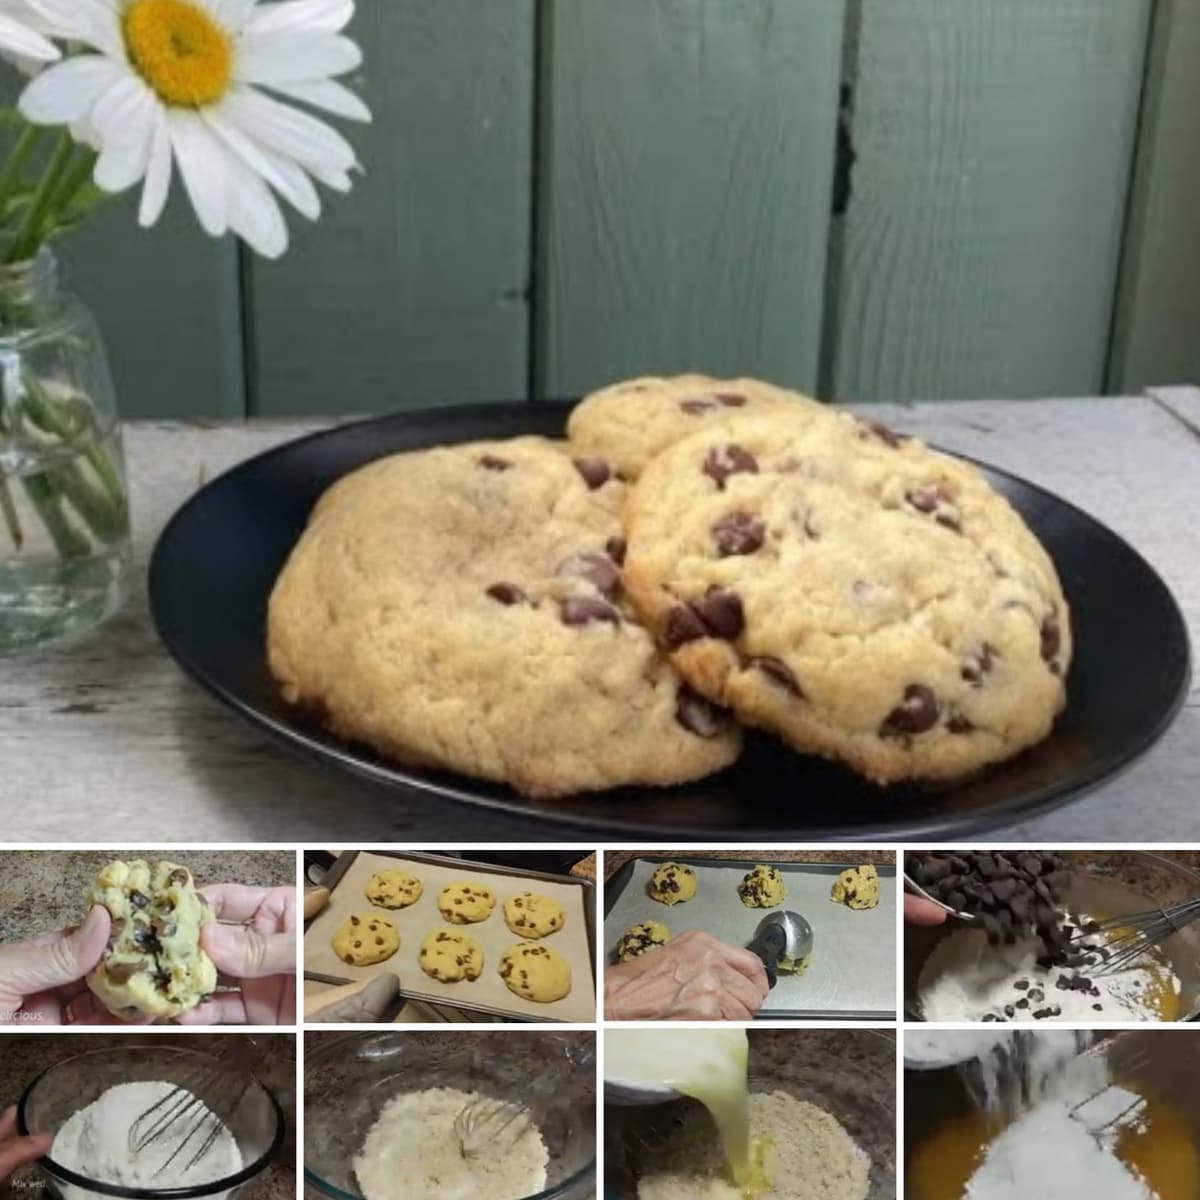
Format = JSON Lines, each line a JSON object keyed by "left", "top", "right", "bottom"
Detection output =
{"left": 605, "top": 1029, "right": 896, "bottom": 1199}
{"left": 304, "top": 1030, "right": 596, "bottom": 1200}
{"left": 17, "top": 1044, "right": 285, "bottom": 1200}
{"left": 904, "top": 850, "right": 1200, "bottom": 1020}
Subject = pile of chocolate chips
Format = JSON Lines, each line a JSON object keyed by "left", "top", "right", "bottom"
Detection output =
{"left": 909, "top": 850, "right": 1118, "bottom": 1020}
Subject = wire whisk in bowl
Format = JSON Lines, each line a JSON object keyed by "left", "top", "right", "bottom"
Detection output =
{"left": 1072, "top": 899, "right": 1200, "bottom": 975}
{"left": 127, "top": 1045, "right": 257, "bottom": 1176}
{"left": 453, "top": 1096, "right": 535, "bottom": 1158}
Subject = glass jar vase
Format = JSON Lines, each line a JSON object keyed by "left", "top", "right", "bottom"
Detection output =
{"left": 0, "top": 248, "right": 131, "bottom": 655}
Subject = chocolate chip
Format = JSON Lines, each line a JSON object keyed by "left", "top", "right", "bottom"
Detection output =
{"left": 157, "top": 919, "right": 177, "bottom": 938}
{"left": 675, "top": 686, "right": 728, "bottom": 738}
{"left": 130, "top": 891, "right": 149, "bottom": 910}
{"left": 350, "top": 915, "right": 360, "bottom": 925}
{"left": 703, "top": 444, "right": 758, "bottom": 489}
{"left": 750, "top": 656, "right": 803, "bottom": 698}
{"left": 879, "top": 684, "right": 940, "bottom": 736}
{"left": 906, "top": 486, "right": 942, "bottom": 513}
{"left": 858, "top": 419, "right": 906, "bottom": 448}
{"left": 680, "top": 398, "right": 719, "bottom": 415}
{"left": 696, "top": 588, "right": 744, "bottom": 639}
{"left": 572, "top": 456, "right": 612, "bottom": 489}
{"left": 1040, "top": 610, "right": 1061, "bottom": 666}
{"left": 947, "top": 714, "right": 974, "bottom": 734}
{"left": 560, "top": 597, "right": 621, "bottom": 627}
{"left": 168, "top": 869, "right": 189, "bottom": 886}
{"left": 557, "top": 552, "right": 620, "bottom": 599}
{"left": 1016, "top": 997, "right": 1029, "bottom": 1009}
{"left": 665, "top": 604, "right": 708, "bottom": 648}
{"left": 486, "top": 582, "right": 527, "bottom": 606}
{"left": 105, "top": 962, "right": 144, "bottom": 984}
{"left": 479, "top": 454, "right": 512, "bottom": 471}
{"left": 712, "top": 511, "right": 765, "bottom": 556}
{"left": 606, "top": 536, "right": 627, "bottom": 565}
{"left": 961, "top": 643, "right": 996, "bottom": 685}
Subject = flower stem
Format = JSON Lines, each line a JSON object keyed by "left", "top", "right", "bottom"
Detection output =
{"left": 21, "top": 471, "right": 90, "bottom": 559}
{"left": 0, "top": 477, "right": 21, "bottom": 550}
{"left": 8, "top": 131, "right": 73, "bottom": 264}
{"left": 0, "top": 124, "right": 41, "bottom": 212}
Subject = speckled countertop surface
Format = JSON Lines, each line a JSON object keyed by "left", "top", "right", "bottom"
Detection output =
{"left": 603, "top": 850, "right": 895, "bottom": 880}
{"left": 0, "top": 851, "right": 296, "bottom": 941}
{"left": 0, "top": 1033, "right": 295, "bottom": 1200}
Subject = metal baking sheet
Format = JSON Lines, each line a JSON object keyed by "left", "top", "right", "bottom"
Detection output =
{"left": 305, "top": 850, "right": 596, "bottom": 1023}
{"left": 604, "top": 856, "right": 896, "bottom": 1019}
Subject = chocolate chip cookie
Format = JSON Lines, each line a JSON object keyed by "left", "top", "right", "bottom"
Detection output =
{"left": 623, "top": 409, "right": 1070, "bottom": 783}
{"left": 333, "top": 914, "right": 400, "bottom": 966}
{"left": 86, "top": 860, "right": 217, "bottom": 1020}
{"left": 738, "top": 864, "right": 787, "bottom": 908}
{"left": 567, "top": 373, "right": 824, "bottom": 480}
{"left": 418, "top": 929, "right": 484, "bottom": 982}
{"left": 365, "top": 869, "right": 423, "bottom": 909}
{"left": 437, "top": 882, "right": 495, "bottom": 925}
{"left": 503, "top": 892, "right": 566, "bottom": 939}
{"left": 615, "top": 920, "right": 671, "bottom": 962}
{"left": 831, "top": 865, "right": 880, "bottom": 910}
{"left": 648, "top": 862, "right": 697, "bottom": 906}
{"left": 498, "top": 942, "right": 572, "bottom": 1003}
{"left": 268, "top": 436, "right": 741, "bottom": 796}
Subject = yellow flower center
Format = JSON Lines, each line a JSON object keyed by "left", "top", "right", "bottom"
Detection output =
{"left": 122, "top": 0, "right": 232, "bottom": 107}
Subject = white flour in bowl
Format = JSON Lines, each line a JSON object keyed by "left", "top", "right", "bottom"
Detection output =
{"left": 51, "top": 1080, "right": 242, "bottom": 1199}
{"left": 354, "top": 1087, "right": 549, "bottom": 1200}
{"left": 918, "top": 925, "right": 1179, "bottom": 1022}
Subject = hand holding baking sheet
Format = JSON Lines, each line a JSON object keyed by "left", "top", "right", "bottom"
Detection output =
{"left": 0, "top": 907, "right": 150, "bottom": 1025}
{"left": 604, "top": 930, "right": 769, "bottom": 1020}
{"left": 179, "top": 884, "right": 297, "bottom": 1025}
{"left": 308, "top": 975, "right": 400, "bottom": 1023}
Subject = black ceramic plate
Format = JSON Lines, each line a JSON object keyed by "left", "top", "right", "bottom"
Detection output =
{"left": 149, "top": 403, "right": 1191, "bottom": 840}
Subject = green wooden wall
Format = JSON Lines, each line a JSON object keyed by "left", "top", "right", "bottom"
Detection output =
{"left": 38, "top": 0, "right": 1196, "bottom": 419}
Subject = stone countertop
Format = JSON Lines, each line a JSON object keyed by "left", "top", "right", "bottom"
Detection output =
{"left": 1, "top": 390, "right": 1198, "bottom": 843}
{"left": 0, "top": 1033, "right": 296, "bottom": 1200}
{"left": 603, "top": 849, "right": 895, "bottom": 880}
{"left": 0, "top": 851, "right": 295, "bottom": 942}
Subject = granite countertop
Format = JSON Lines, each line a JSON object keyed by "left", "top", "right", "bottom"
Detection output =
{"left": 0, "top": 1033, "right": 295, "bottom": 1200}
{"left": 603, "top": 849, "right": 895, "bottom": 880}
{"left": 0, "top": 851, "right": 296, "bottom": 941}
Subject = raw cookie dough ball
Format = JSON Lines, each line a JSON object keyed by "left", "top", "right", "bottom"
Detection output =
{"left": 504, "top": 893, "right": 566, "bottom": 939}
{"left": 777, "top": 952, "right": 813, "bottom": 975}
{"left": 616, "top": 921, "right": 671, "bottom": 963}
{"left": 333, "top": 914, "right": 399, "bottom": 966}
{"left": 738, "top": 864, "right": 787, "bottom": 908}
{"left": 499, "top": 943, "right": 572, "bottom": 1003}
{"left": 365, "top": 869, "right": 423, "bottom": 909}
{"left": 648, "top": 862, "right": 697, "bottom": 906}
{"left": 418, "top": 929, "right": 484, "bottom": 983}
{"left": 831, "top": 865, "right": 880, "bottom": 910}
{"left": 85, "top": 859, "right": 217, "bottom": 1020}
{"left": 438, "top": 882, "right": 496, "bottom": 925}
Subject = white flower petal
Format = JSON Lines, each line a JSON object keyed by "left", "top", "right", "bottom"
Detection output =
{"left": 198, "top": 0, "right": 255, "bottom": 31}
{"left": 19, "top": 56, "right": 123, "bottom": 124}
{"left": 235, "top": 31, "right": 360, "bottom": 84}
{"left": 247, "top": 0, "right": 354, "bottom": 35}
{"left": 265, "top": 77, "right": 370, "bottom": 122}
{"left": 221, "top": 86, "right": 357, "bottom": 180}
{"left": 138, "top": 110, "right": 172, "bottom": 227}
{"left": 87, "top": 72, "right": 153, "bottom": 143}
{"left": 168, "top": 109, "right": 231, "bottom": 238}
{"left": 93, "top": 118, "right": 152, "bottom": 192}
{"left": 203, "top": 101, "right": 320, "bottom": 219}
{"left": 0, "top": 14, "right": 59, "bottom": 62}
{"left": 224, "top": 152, "right": 288, "bottom": 258}
{"left": 28, "top": 0, "right": 121, "bottom": 57}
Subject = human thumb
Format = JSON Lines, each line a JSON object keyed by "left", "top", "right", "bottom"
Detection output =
{"left": 1, "top": 907, "right": 111, "bottom": 994}
{"left": 0, "top": 1131, "right": 51, "bottom": 1179}
{"left": 201, "top": 923, "right": 295, "bottom": 980}
{"left": 309, "top": 975, "right": 399, "bottom": 1023}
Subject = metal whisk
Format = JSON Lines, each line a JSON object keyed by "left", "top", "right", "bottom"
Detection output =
{"left": 127, "top": 1045, "right": 256, "bottom": 1175}
{"left": 1072, "top": 899, "right": 1200, "bottom": 974}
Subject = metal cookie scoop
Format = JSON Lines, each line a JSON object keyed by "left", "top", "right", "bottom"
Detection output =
{"left": 746, "top": 911, "right": 814, "bottom": 988}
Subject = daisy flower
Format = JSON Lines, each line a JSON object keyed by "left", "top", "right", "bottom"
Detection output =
{"left": 0, "top": 0, "right": 60, "bottom": 67}
{"left": 19, "top": 0, "right": 371, "bottom": 258}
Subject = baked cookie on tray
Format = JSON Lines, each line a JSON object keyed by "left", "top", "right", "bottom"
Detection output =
{"left": 622, "top": 409, "right": 1071, "bottom": 784}
{"left": 267, "top": 436, "right": 741, "bottom": 797}
{"left": 567, "top": 373, "right": 825, "bottom": 480}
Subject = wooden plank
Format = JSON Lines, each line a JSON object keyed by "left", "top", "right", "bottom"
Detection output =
{"left": 535, "top": 0, "right": 846, "bottom": 400}
{"left": 1108, "top": 0, "right": 1200, "bottom": 393}
{"left": 830, "top": 0, "right": 1152, "bottom": 402}
{"left": 59, "top": 197, "right": 245, "bottom": 420}
{"left": 247, "top": 0, "right": 535, "bottom": 416}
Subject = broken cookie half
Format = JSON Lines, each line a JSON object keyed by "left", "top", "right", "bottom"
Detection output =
{"left": 86, "top": 859, "right": 217, "bottom": 1020}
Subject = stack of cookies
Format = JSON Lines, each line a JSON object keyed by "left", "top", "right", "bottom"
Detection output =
{"left": 267, "top": 374, "right": 1071, "bottom": 797}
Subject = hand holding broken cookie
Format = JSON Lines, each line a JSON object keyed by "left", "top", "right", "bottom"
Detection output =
{"left": 604, "top": 929, "right": 769, "bottom": 1020}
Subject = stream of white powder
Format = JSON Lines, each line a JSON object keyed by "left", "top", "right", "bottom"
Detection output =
{"left": 51, "top": 1081, "right": 242, "bottom": 1200}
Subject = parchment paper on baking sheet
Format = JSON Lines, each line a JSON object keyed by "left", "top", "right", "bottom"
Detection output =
{"left": 604, "top": 857, "right": 895, "bottom": 1018}
{"left": 305, "top": 850, "right": 596, "bottom": 1023}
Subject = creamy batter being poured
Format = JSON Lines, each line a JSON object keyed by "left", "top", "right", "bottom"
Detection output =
{"left": 606, "top": 1028, "right": 868, "bottom": 1200}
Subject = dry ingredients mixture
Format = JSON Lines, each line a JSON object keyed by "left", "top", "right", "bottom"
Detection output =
{"left": 52, "top": 1081, "right": 241, "bottom": 1195}
{"left": 353, "top": 1087, "right": 548, "bottom": 1200}
{"left": 637, "top": 1091, "right": 869, "bottom": 1200}
{"left": 909, "top": 1032, "right": 1200, "bottom": 1200}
